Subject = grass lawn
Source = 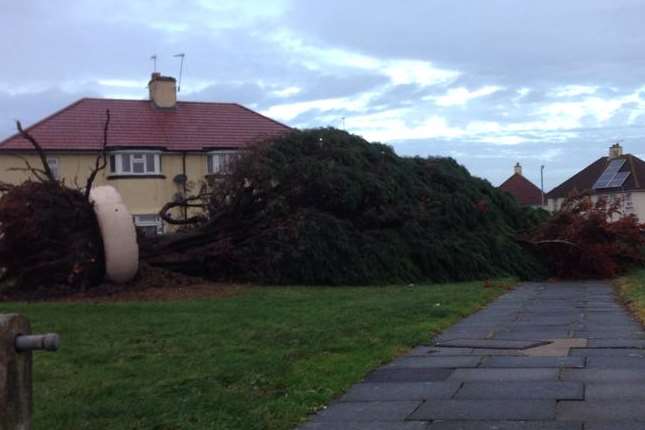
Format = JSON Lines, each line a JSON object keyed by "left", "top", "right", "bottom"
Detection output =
{"left": 1, "top": 281, "right": 510, "bottom": 430}
{"left": 616, "top": 268, "right": 645, "bottom": 324}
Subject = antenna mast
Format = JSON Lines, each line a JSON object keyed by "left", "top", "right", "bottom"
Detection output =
{"left": 173, "top": 53, "right": 185, "bottom": 92}
{"left": 150, "top": 54, "right": 157, "bottom": 73}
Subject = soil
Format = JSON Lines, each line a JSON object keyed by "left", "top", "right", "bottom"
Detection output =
{"left": 0, "top": 263, "right": 246, "bottom": 303}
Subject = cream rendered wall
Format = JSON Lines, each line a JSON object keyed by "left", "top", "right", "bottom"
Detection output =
{"left": 546, "top": 191, "right": 645, "bottom": 221}
{"left": 0, "top": 152, "right": 211, "bottom": 220}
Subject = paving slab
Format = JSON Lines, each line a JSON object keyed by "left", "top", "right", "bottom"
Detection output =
{"left": 523, "top": 338, "right": 587, "bottom": 357}
{"left": 586, "top": 356, "right": 645, "bottom": 368}
{"left": 433, "top": 339, "right": 547, "bottom": 349}
{"left": 365, "top": 368, "right": 453, "bottom": 383}
{"left": 340, "top": 382, "right": 461, "bottom": 401}
{"left": 408, "top": 400, "right": 556, "bottom": 421}
{"left": 585, "top": 384, "right": 645, "bottom": 400}
{"left": 587, "top": 339, "right": 645, "bottom": 348}
{"left": 300, "top": 422, "right": 429, "bottom": 430}
{"left": 454, "top": 382, "right": 583, "bottom": 400}
{"left": 569, "top": 348, "right": 645, "bottom": 358}
{"left": 561, "top": 368, "right": 645, "bottom": 382}
{"left": 516, "top": 316, "right": 579, "bottom": 325}
{"left": 386, "top": 356, "right": 481, "bottom": 368}
{"left": 572, "top": 330, "right": 645, "bottom": 339}
{"left": 491, "top": 330, "right": 571, "bottom": 341}
{"left": 311, "top": 401, "right": 422, "bottom": 422}
{"left": 423, "top": 347, "right": 475, "bottom": 356}
{"left": 480, "top": 356, "right": 585, "bottom": 368}
{"left": 583, "top": 422, "right": 645, "bottom": 430}
{"left": 428, "top": 422, "right": 582, "bottom": 430}
{"left": 449, "top": 368, "right": 559, "bottom": 382}
{"left": 557, "top": 401, "right": 645, "bottom": 421}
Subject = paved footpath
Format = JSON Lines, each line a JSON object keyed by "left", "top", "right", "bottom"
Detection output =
{"left": 299, "top": 281, "right": 645, "bottom": 430}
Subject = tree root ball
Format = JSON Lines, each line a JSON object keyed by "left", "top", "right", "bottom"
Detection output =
{"left": 0, "top": 181, "right": 105, "bottom": 295}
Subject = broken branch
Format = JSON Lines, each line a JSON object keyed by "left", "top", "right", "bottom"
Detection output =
{"left": 84, "top": 109, "right": 111, "bottom": 200}
{"left": 16, "top": 120, "right": 56, "bottom": 182}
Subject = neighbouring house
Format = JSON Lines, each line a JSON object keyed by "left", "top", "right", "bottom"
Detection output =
{"left": 545, "top": 143, "right": 645, "bottom": 220}
{"left": 498, "top": 162, "right": 544, "bottom": 207}
{"left": 0, "top": 73, "right": 290, "bottom": 235}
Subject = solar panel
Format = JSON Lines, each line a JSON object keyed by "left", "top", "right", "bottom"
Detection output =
{"left": 592, "top": 159, "right": 627, "bottom": 189}
{"left": 606, "top": 171, "right": 630, "bottom": 188}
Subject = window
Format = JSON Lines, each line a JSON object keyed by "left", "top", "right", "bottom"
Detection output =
{"left": 46, "top": 157, "right": 59, "bottom": 179}
{"left": 109, "top": 151, "right": 161, "bottom": 176}
{"left": 207, "top": 151, "right": 240, "bottom": 175}
{"left": 133, "top": 214, "right": 163, "bottom": 237}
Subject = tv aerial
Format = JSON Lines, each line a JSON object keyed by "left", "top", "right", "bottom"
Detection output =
{"left": 174, "top": 53, "right": 185, "bottom": 92}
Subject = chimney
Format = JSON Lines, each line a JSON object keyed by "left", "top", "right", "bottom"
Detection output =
{"left": 608, "top": 143, "right": 623, "bottom": 159}
{"left": 148, "top": 73, "right": 177, "bottom": 108}
{"left": 514, "top": 162, "right": 522, "bottom": 176}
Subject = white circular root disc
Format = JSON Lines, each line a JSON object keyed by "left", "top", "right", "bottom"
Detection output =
{"left": 89, "top": 186, "right": 139, "bottom": 283}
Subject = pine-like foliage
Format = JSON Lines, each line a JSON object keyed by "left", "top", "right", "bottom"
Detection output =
{"left": 169, "top": 128, "right": 546, "bottom": 285}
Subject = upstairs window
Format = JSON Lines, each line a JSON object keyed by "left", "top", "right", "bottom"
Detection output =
{"left": 207, "top": 151, "right": 241, "bottom": 175}
{"left": 46, "top": 157, "right": 59, "bottom": 179}
{"left": 109, "top": 151, "right": 161, "bottom": 176}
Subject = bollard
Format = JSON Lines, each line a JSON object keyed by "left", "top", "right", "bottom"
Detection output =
{"left": 0, "top": 314, "right": 32, "bottom": 430}
{"left": 0, "top": 314, "right": 59, "bottom": 430}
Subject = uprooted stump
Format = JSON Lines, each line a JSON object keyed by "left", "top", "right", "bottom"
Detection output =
{"left": 0, "top": 181, "right": 105, "bottom": 297}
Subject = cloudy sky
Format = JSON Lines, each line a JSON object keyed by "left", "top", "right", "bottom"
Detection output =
{"left": 2, "top": 0, "right": 644, "bottom": 190}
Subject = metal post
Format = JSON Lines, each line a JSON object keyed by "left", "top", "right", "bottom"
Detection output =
{"left": 540, "top": 164, "right": 545, "bottom": 207}
{"left": 0, "top": 314, "right": 32, "bottom": 430}
{"left": 0, "top": 314, "right": 59, "bottom": 430}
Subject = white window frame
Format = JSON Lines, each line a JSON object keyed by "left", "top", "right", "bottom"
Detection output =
{"left": 207, "top": 150, "right": 241, "bottom": 175}
{"left": 133, "top": 214, "right": 164, "bottom": 235}
{"left": 46, "top": 157, "right": 59, "bottom": 179}
{"left": 109, "top": 151, "right": 162, "bottom": 176}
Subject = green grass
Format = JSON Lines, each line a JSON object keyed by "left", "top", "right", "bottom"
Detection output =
{"left": 615, "top": 268, "right": 645, "bottom": 324}
{"left": 1, "top": 281, "right": 510, "bottom": 430}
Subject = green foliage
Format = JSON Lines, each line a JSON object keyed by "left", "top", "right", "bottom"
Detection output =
{"left": 204, "top": 128, "right": 547, "bottom": 284}
{"left": 2, "top": 281, "right": 507, "bottom": 429}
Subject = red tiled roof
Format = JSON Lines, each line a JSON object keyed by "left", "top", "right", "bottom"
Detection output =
{"left": 499, "top": 173, "right": 543, "bottom": 206}
{"left": 546, "top": 154, "right": 645, "bottom": 199}
{"left": 0, "top": 98, "right": 291, "bottom": 152}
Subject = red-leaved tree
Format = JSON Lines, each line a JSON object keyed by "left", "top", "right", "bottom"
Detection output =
{"left": 530, "top": 193, "right": 645, "bottom": 278}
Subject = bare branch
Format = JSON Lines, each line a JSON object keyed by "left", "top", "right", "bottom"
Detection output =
{"left": 16, "top": 120, "right": 56, "bottom": 182}
{"left": 84, "top": 109, "right": 111, "bottom": 200}
{"left": 0, "top": 181, "right": 14, "bottom": 193}
{"left": 159, "top": 194, "right": 210, "bottom": 225}
{"left": 7, "top": 165, "right": 49, "bottom": 183}
{"left": 533, "top": 239, "right": 580, "bottom": 249}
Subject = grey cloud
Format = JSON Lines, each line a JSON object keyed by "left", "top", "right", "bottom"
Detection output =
{"left": 285, "top": 0, "right": 645, "bottom": 87}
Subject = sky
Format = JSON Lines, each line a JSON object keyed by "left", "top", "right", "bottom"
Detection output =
{"left": 1, "top": 0, "right": 644, "bottom": 190}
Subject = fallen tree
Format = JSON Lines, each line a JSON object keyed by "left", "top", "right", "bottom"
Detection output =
{"left": 144, "top": 128, "right": 548, "bottom": 284}
{"left": 529, "top": 192, "right": 645, "bottom": 278}
{"left": 0, "top": 112, "right": 110, "bottom": 296}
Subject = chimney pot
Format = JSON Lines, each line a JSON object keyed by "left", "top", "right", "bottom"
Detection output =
{"left": 514, "top": 162, "right": 522, "bottom": 176}
{"left": 608, "top": 143, "right": 623, "bottom": 159}
{"left": 148, "top": 73, "right": 177, "bottom": 108}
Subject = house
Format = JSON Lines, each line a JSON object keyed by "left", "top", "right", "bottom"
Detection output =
{"left": 0, "top": 73, "right": 290, "bottom": 235}
{"left": 498, "top": 162, "right": 544, "bottom": 207}
{"left": 545, "top": 144, "right": 645, "bottom": 220}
